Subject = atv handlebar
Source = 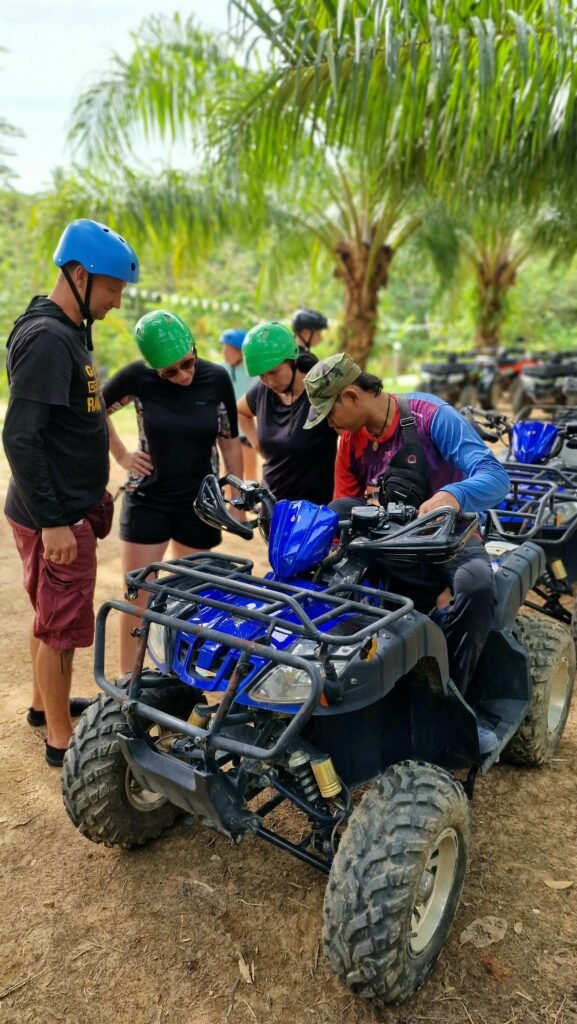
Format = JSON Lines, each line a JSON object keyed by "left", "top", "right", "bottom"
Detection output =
{"left": 348, "top": 505, "right": 479, "bottom": 563}
{"left": 461, "top": 406, "right": 512, "bottom": 444}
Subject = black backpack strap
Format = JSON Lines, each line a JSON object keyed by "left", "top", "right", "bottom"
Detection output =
{"left": 395, "top": 394, "right": 421, "bottom": 449}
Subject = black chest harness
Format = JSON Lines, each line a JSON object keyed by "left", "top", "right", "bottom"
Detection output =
{"left": 377, "top": 395, "right": 432, "bottom": 509}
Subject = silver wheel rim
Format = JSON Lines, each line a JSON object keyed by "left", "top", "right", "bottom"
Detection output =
{"left": 124, "top": 723, "right": 169, "bottom": 812}
{"left": 125, "top": 768, "right": 168, "bottom": 812}
{"left": 548, "top": 656, "right": 570, "bottom": 736}
{"left": 409, "top": 828, "right": 459, "bottom": 956}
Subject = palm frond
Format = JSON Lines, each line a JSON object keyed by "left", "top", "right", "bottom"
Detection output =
{"left": 222, "top": 0, "right": 577, "bottom": 203}
{"left": 68, "top": 13, "right": 240, "bottom": 165}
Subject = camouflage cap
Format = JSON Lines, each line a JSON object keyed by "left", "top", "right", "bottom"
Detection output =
{"left": 304, "top": 352, "right": 362, "bottom": 429}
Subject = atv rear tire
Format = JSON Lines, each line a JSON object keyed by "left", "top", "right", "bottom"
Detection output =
{"left": 323, "top": 761, "right": 470, "bottom": 1005}
{"left": 505, "top": 615, "right": 575, "bottom": 766}
{"left": 457, "top": 384, "right": 478, "bottom": 409}
{"left": 62, "top": 685, "right": 202, "bottom": 848}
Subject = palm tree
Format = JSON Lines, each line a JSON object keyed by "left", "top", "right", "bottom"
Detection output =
{"left": 456, "top": 214, "right": 531, "bottom": 353}
{"left": 40, "top": 2, "right": 577, "bottom": 362}
{"left": 35, "top": 14, "right": 436, "bottom": 364}
{"left": 225, "top": 0, "right": 577, "bottom": 206}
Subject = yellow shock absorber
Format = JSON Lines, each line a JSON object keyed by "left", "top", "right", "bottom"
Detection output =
{"left": 550, "top": 559, "right": 568, "bottom": 581}
{"left": 311, "top": 756, "right": 342, "bottom": 799}
{"left": 187, "top": 704, "right": 211, "bottom": 728}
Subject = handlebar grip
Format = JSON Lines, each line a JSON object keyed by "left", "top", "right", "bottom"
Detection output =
{"left": 224, "top": 474, "right": 245, "bottom": 491}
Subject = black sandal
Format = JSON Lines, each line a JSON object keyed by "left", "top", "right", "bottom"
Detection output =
{"left": 27, "top": 697, "right": 93, "bottom": 728}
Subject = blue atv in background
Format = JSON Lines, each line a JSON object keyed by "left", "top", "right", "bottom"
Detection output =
{"left": 463, "top": 406, "right": 577, "bottom": 635}
{"left": 61, "top": 475, "right": 575, "bottom": 1006}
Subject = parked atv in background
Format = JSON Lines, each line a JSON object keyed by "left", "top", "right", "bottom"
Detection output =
{"left": 463, "top": 405, "right": 577, "bottom": 636}
{"left": 476, "top": 347, "right": 542, "bottom": 411}
{"left": 512, "top": 352, "right": 577, "bottom": 416}
{"left": 462, "top": 405, "right": 577, "bottom": 473}
{"left": 417, "top": 352, "right": 480, "bottom": 407}
{"left": 61, "top": 475, "right": 575, "bottom": 1007}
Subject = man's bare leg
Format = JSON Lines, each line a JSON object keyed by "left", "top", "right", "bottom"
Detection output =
{"left": 35, "top": 643, "right": 74, "bottom": 748}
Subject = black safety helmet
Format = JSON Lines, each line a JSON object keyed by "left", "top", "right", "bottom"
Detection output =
{"left": 291, "top": 308, "right": 328, "bottom": 335}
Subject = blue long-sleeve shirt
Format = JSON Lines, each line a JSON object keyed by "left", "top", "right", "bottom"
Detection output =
{"left": 334, "top": 392, "right": 509, "bottom": 514}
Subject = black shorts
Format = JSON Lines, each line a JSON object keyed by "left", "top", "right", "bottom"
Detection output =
{"left": 119, "top": 492, "right": 221, "bottom": 549}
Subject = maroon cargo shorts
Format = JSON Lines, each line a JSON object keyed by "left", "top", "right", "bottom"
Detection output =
{"left": 7, "top": 517, "right": 98, "bottom": 650}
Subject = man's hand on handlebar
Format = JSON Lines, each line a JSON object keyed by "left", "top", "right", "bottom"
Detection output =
{"left": 418, "top": 491, "right": 461, "bottom": 518}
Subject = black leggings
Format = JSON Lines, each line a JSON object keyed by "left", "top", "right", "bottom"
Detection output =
{"left": 330, "top": 497, "right": 496, "bottom": 697}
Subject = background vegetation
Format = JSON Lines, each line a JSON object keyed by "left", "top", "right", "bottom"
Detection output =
{"left": 3, "top": 2, "right": 577, "bottom": 394}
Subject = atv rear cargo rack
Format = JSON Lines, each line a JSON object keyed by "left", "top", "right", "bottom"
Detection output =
{"left": 483, "top": 474, "right": 577, "bottom": 546}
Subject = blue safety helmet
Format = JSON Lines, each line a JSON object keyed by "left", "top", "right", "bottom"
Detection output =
{"left": 53, "top": 219, "right": 139, "bottom": 283}
{"left": 220, "top": 328, "right": 247, "bottom": 350}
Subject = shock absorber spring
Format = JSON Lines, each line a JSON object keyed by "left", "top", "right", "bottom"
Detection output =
{"left": 288, "top": 751, "right": 319, "bottom": 802}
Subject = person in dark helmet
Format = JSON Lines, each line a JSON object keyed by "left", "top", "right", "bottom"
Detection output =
{"left": 2, "top": 218, "right": 139, "bottom": 767}
{"left": 291, "top": 308, "right": 328, "bottom": 354}
{"left": 104, "top": 310, "right": 244, "bottom": 673}
{"left": 304, "top": 352, "right": 510, "bottom": 755}
{"left": 219, "top": 328, "right": 258, "bottom": 480}
{"left": 237, "top": 321, "right": 337, "bottom": 505}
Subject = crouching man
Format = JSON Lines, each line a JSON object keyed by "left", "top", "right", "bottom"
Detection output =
{"left": 304, "top": 353, "right": 510, "bottom": 753}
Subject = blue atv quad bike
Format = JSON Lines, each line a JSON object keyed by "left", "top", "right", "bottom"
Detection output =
{"left": 61, "top": 476, "right": 575, "bottom": 1006}
{"left": 462, "top": 406, "right": 577, "bottom": 632}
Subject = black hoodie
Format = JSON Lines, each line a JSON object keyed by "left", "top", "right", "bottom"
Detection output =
{"left": 3, "top": 296, "right": 109, "bottom": 528}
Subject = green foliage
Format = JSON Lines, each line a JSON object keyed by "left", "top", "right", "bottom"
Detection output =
{"left": 0, "top": 51, "right": 24, "bottom": 187}
{"left": 0, "top": 191, "right": 52, "bottom": 367}
{"left": 225, "top": 0, "right": 577, "bottom": 205}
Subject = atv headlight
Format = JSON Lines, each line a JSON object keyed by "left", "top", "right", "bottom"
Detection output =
{"left": 250, "top": 665, "right": 313, "bottom": 705}
{"left": 554, "top": 501, "right": 577, "bottom": 525}
{"left": 147, "top": 621, "right": 168, "bottom": 669}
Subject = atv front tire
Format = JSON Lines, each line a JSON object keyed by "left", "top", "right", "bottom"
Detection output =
{"left": 505, "top": 615, "right": 575, "bottom": 766}
{"left": 323, "top": 761, "right": 470, "bottom": 1005}
{"left": 62, "top": 685, "right": 202, "bottom": 848}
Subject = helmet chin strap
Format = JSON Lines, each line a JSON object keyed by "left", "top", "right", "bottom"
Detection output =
{"left": 62, "top": 267, "right": 94, "bottom": 351}
{"left": 282, "top": 360, "right": 298, "bottom": 395}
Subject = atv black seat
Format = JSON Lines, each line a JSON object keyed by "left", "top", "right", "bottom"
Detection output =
{"left": 523, "top": 362, "right": 577, "bottom": 379}
{"left": 420, "top": 360, "right": 472, "bottom": 375}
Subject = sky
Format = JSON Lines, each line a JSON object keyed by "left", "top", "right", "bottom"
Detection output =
{"left": 2, "top": 1, "right": 230, "bottom": 193}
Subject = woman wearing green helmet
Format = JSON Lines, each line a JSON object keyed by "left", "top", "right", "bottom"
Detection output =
{"left": 103, "top": 309, "right": 243, "bottom": 672}
{"left": 238, "top": 321, "right": 337, "bottom": 504}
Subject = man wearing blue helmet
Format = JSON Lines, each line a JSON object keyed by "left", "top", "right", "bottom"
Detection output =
{"left": 219, "top": 327, "right": 257, "bottom": 479}
{"left": 2, "top": 219, "right": 139, "bottom": 768}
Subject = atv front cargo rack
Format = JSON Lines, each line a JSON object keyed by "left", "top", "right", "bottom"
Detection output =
{"left": 93, "top": 553, "right": 415, "bottom": 762}
{"left": 125, "top": 552, "right": 414, "bottom": 645}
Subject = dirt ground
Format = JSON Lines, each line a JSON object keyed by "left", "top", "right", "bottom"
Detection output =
{"left": 1, "top": 451, "right": 577, "bottom": 1024}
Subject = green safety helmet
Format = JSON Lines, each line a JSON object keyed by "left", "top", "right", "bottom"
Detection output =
{"left": 242, "top": 321, "right": 299, "bottom": 376}
{"left": 134, "top": 310, "right": 196, "bottom": 370}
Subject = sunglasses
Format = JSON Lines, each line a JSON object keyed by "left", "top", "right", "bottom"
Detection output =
{"left": 157, "top": 351, "right": 197, "bottom": 380}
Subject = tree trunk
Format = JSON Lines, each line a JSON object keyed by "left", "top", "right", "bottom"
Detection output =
{"left": 333, "top": 238, "right": 393, "bottom": 368}
{"left": 474, "top": 256, "right": 517, "bottom": 354}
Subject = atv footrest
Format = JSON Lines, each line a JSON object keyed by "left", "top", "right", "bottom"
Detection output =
{"left": 475, "top": 699, "right": 529, "bottom": 772}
